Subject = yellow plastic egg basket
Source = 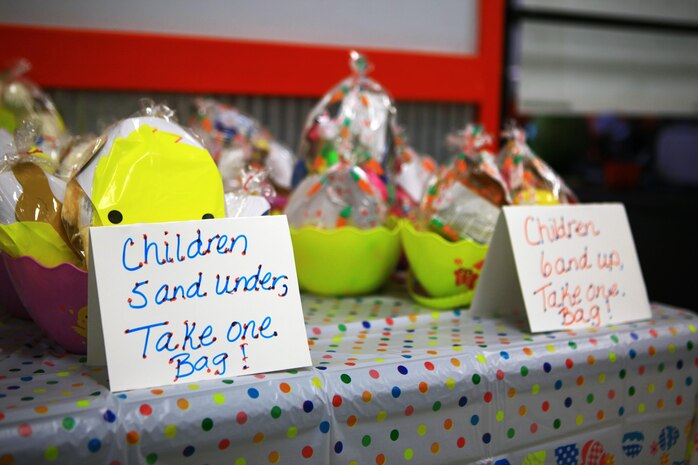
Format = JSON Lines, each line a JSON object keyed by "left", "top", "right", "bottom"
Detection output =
{"left": 400, "top": 221, "right": 489, "bottom": 309}
{"left": 290, "top": 224, "right": 402, "bottom": 296}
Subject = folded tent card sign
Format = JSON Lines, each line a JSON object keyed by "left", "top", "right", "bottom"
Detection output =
{"left": 471, "top": 203, "right": 651, "bottom": 333}
{"left": 87, "top": 215, "right": 311, "bottom": 392}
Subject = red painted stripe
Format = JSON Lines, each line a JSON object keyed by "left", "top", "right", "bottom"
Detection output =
{"left": 0, "top": 24, "right": 483, "bottom": 100}
{"left": 0, "top": 0, "right": 503, "bottom": 129}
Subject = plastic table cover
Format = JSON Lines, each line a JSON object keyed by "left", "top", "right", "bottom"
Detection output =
{"left": 1, "top": 292, "right": 697, "bottom": 465}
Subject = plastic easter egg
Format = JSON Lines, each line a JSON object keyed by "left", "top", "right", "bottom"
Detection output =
{"left": 400, "top": 221, "right": 488, "bottom": 309}
{"left": 290, "top": 225, "right": 401, "bottom": 296}
{"left": 0, "top": 156, "right": 81, "bottom": 268}
{"left": 62, "top": 113, "right": 226, "bottom": 259}
{"left": 4, "top": 254, "right": 87, "bottom": 353}
{"left": 0, "top": 252, "right": 28, "bottom": 318}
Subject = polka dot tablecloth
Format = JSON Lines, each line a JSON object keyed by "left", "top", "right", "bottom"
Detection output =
{"left": 1, "top": 292, "right": 697, "bottom": 465}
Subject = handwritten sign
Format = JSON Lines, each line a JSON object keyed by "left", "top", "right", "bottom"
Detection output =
{"left": 87, "top": 215, "right": 311, "bottom": 392}
{"left": 471, "top": 204, "right": 651, "bottom": 332}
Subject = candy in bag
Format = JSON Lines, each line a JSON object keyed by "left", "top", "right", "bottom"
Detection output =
{"left": 298, "top": 51, "right": 398, "bottom": 177}
{"left": 224, "top": 164, "right": 276, "bottom": 218}
{"left": 499, "top": 124, "right": 577, "bottom": 205}
{"left": 387, "top": 136, "right": 437, "bottom": 220}
{"left": 190, "top": 98, "right": 295, "bottom": 200}
{"left": 422, "top": 125, "right": 510, "bottom": 244}
{"left": 0, "top": 61, "right": 69, "bottom": 166}
{"left": 285, "top": 162, "right": 386, "bottom": 230}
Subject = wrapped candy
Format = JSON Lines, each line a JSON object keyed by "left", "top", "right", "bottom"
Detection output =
{"left": 499, "top": 124, "right": 577, "bottom": 205}
{"left": 0, "top": 154, "right": 80, "bottom": 267}
{"left": 56, "top": 134, "right": 102, "bottom": 180}
{"left": 224, "top": 164, "right": 276, "bottom": 218}
{"left": 285, "top": 162, "right": 386, "bottom": 230}
{"left": 421, "top": 124, "right": 510, "bottom": 244}
{"left": 298, "top": 51, "right": 398, "bottom": 178}
{"left": 286, "top": 161, "right": 400, "bottom": 296}
{"left": 189, "top": 98, "right": 295, "bottom": 208}
{"left": 0, "top": 60, "right": 69, "bottom": 166}
{"left": 62, "top": 101, "right": 226, "bottom": 261}
{"left": 387, "top": 138, "right": 437, "bottom": 220}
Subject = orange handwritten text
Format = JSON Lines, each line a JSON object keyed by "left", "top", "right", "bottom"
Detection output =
{"left": 533, "top": 280, "right": 620, "bottom": 327}
{"left": 524, "top": 216, "right": 600, "bottom": 246}
{"left": 540, "top": 246, "right": 592, "bottom": 278}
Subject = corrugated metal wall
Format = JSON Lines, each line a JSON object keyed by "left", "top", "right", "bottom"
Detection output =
{"left": 48, "top": 90, "right": 476, "bottom": 163}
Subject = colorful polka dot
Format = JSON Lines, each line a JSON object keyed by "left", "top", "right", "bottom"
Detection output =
{"left": 164, "top": 424, "right": 177, "bottom": 439}
{"left": 202, "top": 418, "right": 214, "bottom": 431}
{"left": 103, "top": 410, "right": 116, "bottom": 423}
{"left": 126, "top": 431, "right": 140, "bottom": 445}
{"left": 87, "top": 438, "right": 101, "bottom": 453}
{"left": 18, "top": 424, "right": 31, "bottom": 438}
{"left": 139, "top": 404, "right": 152, "bottom": 416}
{"left": 61, "top": 417, "right": 75, "bottom": 431}
{"left": 44, "top": 446, "right": 58, "bottom": 462}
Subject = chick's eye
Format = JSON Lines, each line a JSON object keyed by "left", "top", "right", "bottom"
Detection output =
{"left": 108, "top": 210, "right": 123, "bottom": 224}
{"left": 202, "top": 213, "right": 214, "bottom": 220}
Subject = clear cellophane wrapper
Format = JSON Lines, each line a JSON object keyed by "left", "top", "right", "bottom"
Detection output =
{"left": 421, "top": 125, "right": 510, "bottom": 244}
{"left": 0, "top": 61, "right": 70, "bottom": 166}
{"left": 190, "top": 98, "right": 294, "bottom": 207}
{"left": 298, "top": 51, "right": 398, "bottom": 184}
{"left": 386, "top": 130, "right": 437, "bottom": 220}
{"left": 285, "top": 162, "right": 386, "bottom": 230}
{"left": 223, "top": 163, "right": 277, "bottom": 218}
{"left": 499, "top": 124, "right": 577, "bottom": 205}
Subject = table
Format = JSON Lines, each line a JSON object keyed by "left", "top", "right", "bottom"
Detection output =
{"left": 1, "top": 291, "right": 697, "bottom": 465}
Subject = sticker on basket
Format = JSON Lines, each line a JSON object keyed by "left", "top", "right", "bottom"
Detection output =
{"left": 87, "top": 215, "right": 311, "bottom": 391}
{"left": 471, "top": 203, "right": 651, "bottom": 332}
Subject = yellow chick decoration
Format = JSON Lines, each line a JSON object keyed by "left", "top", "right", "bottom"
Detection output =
{"left": 63, "top": 105, "right": 226, "bottom": 262}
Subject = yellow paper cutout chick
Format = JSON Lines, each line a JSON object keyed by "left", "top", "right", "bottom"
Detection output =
{"left": 62, "top": 115, "right": 225, "bottom": 261}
